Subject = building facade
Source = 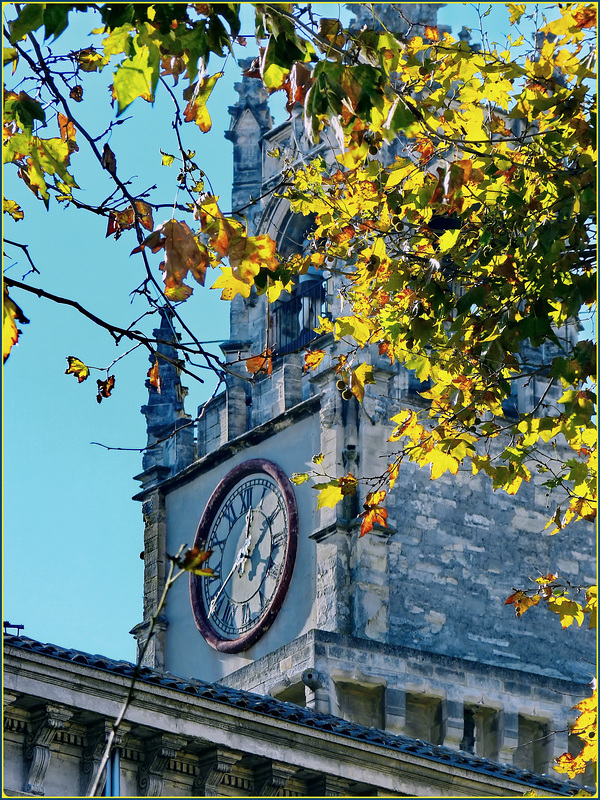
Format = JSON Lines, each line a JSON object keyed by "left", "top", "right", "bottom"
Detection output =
{"left": 129, "top": 2, "right": 595, "bottom": 790}
{"left": 3, "top": 4, "right": 595, "bottom": 797}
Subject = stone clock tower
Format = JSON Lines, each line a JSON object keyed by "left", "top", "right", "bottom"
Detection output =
{"left": 133, "top": 5, "right": 595, "bottom": 782}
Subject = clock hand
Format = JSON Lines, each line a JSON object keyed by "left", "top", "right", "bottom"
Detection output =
{"left": 208, "top": 545, "right": 248, "bottom": 619}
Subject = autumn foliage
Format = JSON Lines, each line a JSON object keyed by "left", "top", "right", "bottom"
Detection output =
{"left": 2, "top": 1, "right": 596, "bottom": 781}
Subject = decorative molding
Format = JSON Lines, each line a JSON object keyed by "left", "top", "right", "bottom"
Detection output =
{"left": 193, "top": 748, "right": 242, "bottom": 796}
{"left": 24, "top": 704, "right": 73, "bottom": 795}
{"left": 3, "top": 690, "right": 20, "bottom": 709}
{"left": 81, "top": 720, "right": 130, "bottom": 797}
{"left": 253, "top": 761, "right": 299, "bottom": 796}
{"left": 138, "top": 733, "right": 186, "bottom": 797}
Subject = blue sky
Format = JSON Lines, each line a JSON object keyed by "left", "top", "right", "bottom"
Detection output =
{"left": 3, "top": 3, "right": 568, "bottom": 661}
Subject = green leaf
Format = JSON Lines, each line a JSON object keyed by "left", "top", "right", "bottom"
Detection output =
{"left": 9, "top": 3, "right": 45, "bottom": 43}
{"left": 113, "top": 38, "right": 159, "bottom": 115}
{"left": 42, "top": 3, "right": 72, "bottom": 40}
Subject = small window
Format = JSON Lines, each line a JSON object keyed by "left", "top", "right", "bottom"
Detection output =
{"left": 270, "top": 278, "right": 327, "bottom": 358}
{"left": 334, "top": 681, "right": 385, "bottom": 729}
{"left": 461, "top": 705, "right": 500, "bottom": 760}
{"left": 405, "top": 693, "right": 445, "bottom": 745}
{"left": 514, "top": 716, "right": 552, "bottom": 774}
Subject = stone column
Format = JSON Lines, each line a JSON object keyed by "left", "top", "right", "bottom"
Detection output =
{"left": 221, "top": 339, "right": 252, "bottom": 441}
{"left": 24, "top": 704, "right": 73, "bottom": 795}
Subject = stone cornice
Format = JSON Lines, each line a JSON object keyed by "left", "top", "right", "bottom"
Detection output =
{"left": 132, "top": 395, "right": 321, "bottom": 500}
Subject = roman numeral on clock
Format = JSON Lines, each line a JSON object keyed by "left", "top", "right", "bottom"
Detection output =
{"left": 239, "top": 486, "right": 253, "bottom": 514}
{"left": 223, "top": 502, "right": 237, "bottom": 527}
{"left": 241, "top": 602, "right": 252, "bottom": 626}
{"left": 272, "top": 528, "right": 286, "bottom": 549}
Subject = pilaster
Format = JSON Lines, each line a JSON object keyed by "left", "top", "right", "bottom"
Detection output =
{"left": 130, "top": 485, "right": 168, "bottom": 669}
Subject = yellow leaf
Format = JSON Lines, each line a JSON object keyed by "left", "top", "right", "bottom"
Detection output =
{"left": 350, "top": 362, "right": 375, "bottom": 403}
{"left": 584, "top": 586, "right": 597, "bottom": 629}
{"left": 304, "top": 349, "right": 326, "bottom": 373}
{"left": 211, "top": 266, "right": 251, "bottom": 300}
{"left": 316, "top": 482, "right": 344, "bottom": 510}
{"left": 3, "top": 196, "right": 24, "bottom": 221}
{"left": 3, "top": 287, "right": 29, "bottom": 362}
{"left": 184, "top": 72, "right": 223, "bottom": 132}
{"left": 427, "top": 448, "right": 460, "bottom": 480}
{"left": 65, "top": 356, "right": 89, "bottom": 383}
{"left": 508, "top": 3, "right": 526, "bottom": 24}
{"left": 291, "top": 473, "right": 310, "bottom": 485}
{"left": 547, "top": 596, "right": 585, "bottom": 629}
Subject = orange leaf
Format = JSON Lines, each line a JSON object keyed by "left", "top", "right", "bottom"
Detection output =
{"left": 425, "top": 25, "right": 439, "bottom": 41}
{"left": 181, "top": 546, "right": 214, "bottom": 575}
{"left": 388, "top": 462, "right": 400, "bottom": 490}
{"left": 152, "top": 219, "right": 209, "bottom": 300}
{"left": 65, "top": 356, "right": 89, "bottom": 383}
{"left": 504, "top": 590, "right": 541, "bottom": 618}
{"left": 246, "top": 349, "right": 273, "bottom": 376}
{"left": 339, "top": 473, "right": 358, "bottom": 496}
{"left": 69, "top": 85, "right": 83, "bottom": 102}
{"left": 360, "top": 506, "right": 389, "bottom": 537}
{"left": 183, "top": 72, "right": 223, "bottom": 132}
{"left": 197, "top": 197, "right": 235, "bottom": 257}
{"left": 57, "top": 112, "right": 77, "bottom": 145}
{"left": 96, "top": 375, "right": 115, "bottom": 403}
{"left": 304, "top": 349, "right": 326, "bottom": 373}
{"left": 574, "top": 6, "right": 596, "bottom": 28}
{"left": 147, "top": 358, "right": 161, "bottom": 393}
{"left": 135, "top": 201, "right": 154, "bottom": 232}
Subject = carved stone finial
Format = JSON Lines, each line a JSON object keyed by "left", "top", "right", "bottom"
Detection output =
{"left": 138, "top": 308, "right": 195, "bottom": 485}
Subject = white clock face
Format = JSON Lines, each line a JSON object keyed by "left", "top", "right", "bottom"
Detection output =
{"left": 190, "top": 460, "right": 298, "bottom": 652}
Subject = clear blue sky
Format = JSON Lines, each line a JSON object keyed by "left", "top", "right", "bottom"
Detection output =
{"left": 3, "top": 3, "right": 566, "bottom": 661}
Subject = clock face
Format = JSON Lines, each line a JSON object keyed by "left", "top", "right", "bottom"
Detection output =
{"left": 190, "top": 459, "right": 298, "bottom": 653}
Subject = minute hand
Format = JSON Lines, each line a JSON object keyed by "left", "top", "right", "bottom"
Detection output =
{"left": 208, "top": 512, "right": 253, "bottom": 619}
{"left": 208, "top": 556, "right": 242, "bottom": 619}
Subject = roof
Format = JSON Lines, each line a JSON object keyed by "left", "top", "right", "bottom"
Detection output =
{"left": 4, "top": 633, "right": 590, "bottom": 796}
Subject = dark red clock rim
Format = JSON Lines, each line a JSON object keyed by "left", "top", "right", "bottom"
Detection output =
{"left": 189, "top": 458, "right": 298, "bottom": 653}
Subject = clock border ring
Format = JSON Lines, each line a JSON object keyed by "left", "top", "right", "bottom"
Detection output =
{"left": 189, "top": 458, "right": 299, "bottom": 653}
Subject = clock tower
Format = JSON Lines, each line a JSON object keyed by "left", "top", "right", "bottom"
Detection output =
{"left": 133, "top": 5, "right": 595, "bottom": 780}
